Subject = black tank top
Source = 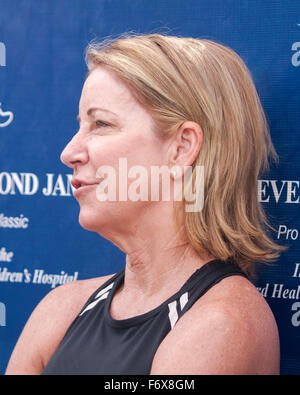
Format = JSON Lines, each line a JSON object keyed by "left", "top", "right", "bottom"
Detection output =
{"left": 42, "top": 259, "right": 246, "bottom": 375}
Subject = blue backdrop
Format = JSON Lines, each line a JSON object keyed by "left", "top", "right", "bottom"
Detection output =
{"left": 0, "top": 0, "right": 299, "bottom": 375}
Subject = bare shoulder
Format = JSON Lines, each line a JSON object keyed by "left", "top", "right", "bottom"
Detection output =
{"left": 5, "top": 273, "right": 114, "bottom": 375}
{"left": 151, "top": 275, "right": 280, "bottom": 375}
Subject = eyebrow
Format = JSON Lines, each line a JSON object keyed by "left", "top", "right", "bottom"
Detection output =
{"left": 77, "top": 107, "right": 118, "bottom": 122}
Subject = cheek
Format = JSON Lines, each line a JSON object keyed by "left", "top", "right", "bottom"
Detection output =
{"left": 128, "top": 133, "right": 166, "bottom": 168}
{"left": 89, "top": 132, "right": 167, "bottom": 198}
{"left": 90, "top": 137, "right": 159, "bottom": 170}
{"left": 89, "top": 140, "right": 122, "bottom": 170}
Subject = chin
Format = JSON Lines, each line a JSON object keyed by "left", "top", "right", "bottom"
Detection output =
{"left": 77, "top": 202, "right": 126, "bottom": 235}
{"left": 77, "top": 200, "right": 147, "bottom": 238}
{"left": 78, "top": 215, "right": 98, "bottom": 232}
{"left": 78, "top": 207, "right": 108, "bottom": 233}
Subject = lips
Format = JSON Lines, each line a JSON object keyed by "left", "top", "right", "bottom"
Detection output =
{"left": 71, "top": 178, "right": 98, "bottom": 190}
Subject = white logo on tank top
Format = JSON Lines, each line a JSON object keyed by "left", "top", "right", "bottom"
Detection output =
{"left": 79, "top": 282, "right": 114, "bottom": 317}
{"left": 168, "top": 291, "right": 189, "bottom": 329}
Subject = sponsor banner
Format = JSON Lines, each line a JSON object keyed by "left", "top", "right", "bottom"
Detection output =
{"left": 1, "top": 172, "right": 299, "bottom": 205}
{"left": 0, "top": 267, "right": 79, "bottom": 288}
{"left": 0, "top": 172, "right": 73, "bottom": 197}
{"left": 258, "top": 180, "right": 300, "bottom": 204}
{"left": 257, "top": 263, "right": 300, "bottom": 328}
{"left": 292, "top": 41, "right": 300, "bottom": 67}
{"left": 0, "top": 214, "right": 29, "bottom": 229}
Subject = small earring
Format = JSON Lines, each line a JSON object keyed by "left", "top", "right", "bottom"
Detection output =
{"left": 171, "top": 170, "right": 177, "bottom": 178}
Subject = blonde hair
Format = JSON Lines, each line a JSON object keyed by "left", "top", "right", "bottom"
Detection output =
{"left": 85, "top": 33, "right": 285, "bottom": 276}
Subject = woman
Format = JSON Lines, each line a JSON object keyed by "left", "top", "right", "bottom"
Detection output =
{"left": 6, "top": 34, "right": 284, "bottom": 375}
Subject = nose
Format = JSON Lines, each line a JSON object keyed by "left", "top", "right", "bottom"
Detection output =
{"left": 60, "top": 132, "right": 88, "bottom": 169}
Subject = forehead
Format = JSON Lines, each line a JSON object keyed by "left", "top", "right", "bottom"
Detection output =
{"left": 80, "top": 67, "right": 137, "bottom": 114}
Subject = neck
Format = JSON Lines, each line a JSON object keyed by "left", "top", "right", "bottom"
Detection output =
{"left": 124, "top": 243, "right": 209, "bottom": 296}
{"left": 111, "top": 204, "right": 214, "bottom": 297}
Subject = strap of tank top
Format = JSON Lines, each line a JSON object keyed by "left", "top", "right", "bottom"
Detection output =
{"left": 177, "top": 259, "right": 247, "bottom": 319}
{"left": 78, "top": 269, "right": 124, "bottom": 316}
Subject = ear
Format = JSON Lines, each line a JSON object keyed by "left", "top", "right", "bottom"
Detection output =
{"left": 168, "top": 121, "right": 203, "bottom": 169}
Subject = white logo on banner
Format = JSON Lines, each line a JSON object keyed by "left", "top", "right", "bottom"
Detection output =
{"left": 0, "top": 103, "right": 14, "bottom": 128}
{"left": 291, "top": 302, "right": 300, "bottom": 327}
{"left": 258, "top": 180, "right": 300, "bottom": 204}
{"left": 0, "top": 213, "right": 29, "bottom": 229}
{"left": 0, "top": 302, "right": 6, "bottom": 327}
{"left": 291, "top": 23, "right": 300, "bottom": 66}
{"left": 257, "top": 262, "right": 300, "bottom": 328}
{"left": 0, "top": 245, "right": 79, "bottom": 290}
{"left": 0, "top": 42, "right": 5, "bottom": 67}
{"left": 292, "top": 42, "right": 300, "bottom": 67}
{"left": 277, "top": 225, "right": 299, "bottom": 240}
{"left": 0, "top": 267, "right": 79, "bottom": 289}
{"left": 0, "top": 247, "right": 14, "bottom": 262}
{"left": 0, "top": 172, "right": 74, "bottom": 196}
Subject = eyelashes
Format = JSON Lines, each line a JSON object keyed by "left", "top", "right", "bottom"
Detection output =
{"left": 75, "top": 119, "right": 113, "bottom": 135}
{"left": 95, "top": 120, "right": 110, "bottom": 128}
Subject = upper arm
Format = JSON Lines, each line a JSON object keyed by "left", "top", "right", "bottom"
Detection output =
{"left": 5, "top": 276, "right": 111, "bottom": 375}
{"left": 151, "top": 307, "right": 253, "bottom": 375}
{"left": 5, "top": 283, "right": 79, "bottom": 375}
{"left": 151, "top": 280, "right": 280, "bottom": 375}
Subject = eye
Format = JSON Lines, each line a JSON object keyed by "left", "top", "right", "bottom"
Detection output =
{"left": 95, "top": 120, "right": 110, "bottom": 128}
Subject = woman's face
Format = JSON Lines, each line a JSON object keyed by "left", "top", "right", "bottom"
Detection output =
{"left": 61, "top": 66, "right": 169, "bottom": 236}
